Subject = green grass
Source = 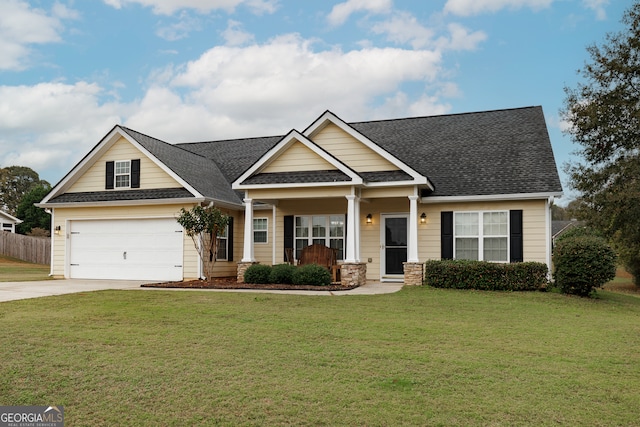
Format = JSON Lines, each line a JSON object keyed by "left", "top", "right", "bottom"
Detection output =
{"left": 1, "top": 287, "right": 639, "bottom": 426}
{"left": 0, "top": 255, "right": 51, "bottom": 281}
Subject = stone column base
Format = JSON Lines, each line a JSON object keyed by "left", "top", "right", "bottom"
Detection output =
{"left": 237, "top": 261, "right": 258, "bottom": 283}
{"left": 341, "top": 263, "right": 367, "bottom": 287}
{"left": 403, "top": 262, "right": 424, "bottom": 286}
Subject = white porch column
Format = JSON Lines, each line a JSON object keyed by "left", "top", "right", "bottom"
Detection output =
{"left": 345, "top": 194, "right": 360, "bottom": 263}
{"left": 241, "top": 198, "right": 255, "bottom": 262}
{"left": 408, "top": 195, "right": 419, "bottom": 262}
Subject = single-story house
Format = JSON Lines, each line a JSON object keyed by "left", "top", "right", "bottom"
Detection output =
{"left": 37, "top": 106, "right": 563, "bottom": 285}
{"left": 1, "top": 210, "right": 22, "bottom": 233}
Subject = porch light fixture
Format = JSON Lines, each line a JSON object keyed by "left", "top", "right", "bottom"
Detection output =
{"left": 366, "top": 213, "right": 372, "bottom": 224}
{"left": 54, "top": 225, "right": 61, "bottom": 235}
{"left": 420, "top": 212, "right": 427, "bottom": 224}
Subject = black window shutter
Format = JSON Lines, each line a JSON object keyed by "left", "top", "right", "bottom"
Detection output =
{"left": 441, "top": 211, "right": 453, "bottom": 259}
{"left": 131, "top": 159, "right": 141, "bottom": 188}
{"left": 105, "top": 161, "right": 114, "bottom": 189}
{"left": 510, "top": 210, "right": 523, "bottom": 263}
{"left": 227, "top": 216, "right": 234, "bottom": 262}
{"left": 284, "top": 215, "right": 294, "bottom": 260}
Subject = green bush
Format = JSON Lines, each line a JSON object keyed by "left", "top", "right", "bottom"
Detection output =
{"left": 243, "top": 264, "right": 272, "bottom": 284}
{"left": 292, "top": 264, "right": 331, "bottom": 286}
{"left": 269, "top": 263, "right": 297, "bottom": 284}
{"left": 553, "top": 236, "right": 617, "bottom": 297}
{"left": 424, "top": 260, "right": 548, "bottom": 291}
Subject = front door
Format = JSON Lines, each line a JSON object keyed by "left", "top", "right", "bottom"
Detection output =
{"left": 381, "top": 214, "right": 408, "bottom": 280}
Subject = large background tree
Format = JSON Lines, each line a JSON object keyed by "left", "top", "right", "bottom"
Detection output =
{"left": 16, "top": 184, "right": 52, "bottom": 235}
{"left": 563, "top": 1, "right": 640, "bottom": 284}
{"left": 0, "top": 166, "right": 49, "bottom": 215}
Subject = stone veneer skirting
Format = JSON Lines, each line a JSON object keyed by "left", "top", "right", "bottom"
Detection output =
{"left": 237, "top": 261, "right": 258, "bottom": 283}
{"left": 340, "top": 263, "right": 367, "bottom": 287}
{"left": 403, "top": 262, "right": 424, "bottom": 286}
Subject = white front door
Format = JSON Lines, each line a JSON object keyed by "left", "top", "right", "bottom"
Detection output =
{"left": 68, "top": 218, "right": 183, "bottom": 281}
{"left": 381, "top": 214, "right": 408, "bottom": 281}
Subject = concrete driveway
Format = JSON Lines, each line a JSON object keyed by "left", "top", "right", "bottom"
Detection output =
{"left": 0, "top": 279, "right": 403, "bottom": 302}
{"left": 0, "top": 279, "right": 148, "bottom": 302}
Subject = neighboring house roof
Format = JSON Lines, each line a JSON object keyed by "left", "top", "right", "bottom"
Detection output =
{"left": 40, "top": 106, "right": 563, "bottom": 208}
{"left": 552, "top": 220, "right": 583, "bottom": 239}
{"left": 0, "top": 210, "right": 22, "bottom": 224}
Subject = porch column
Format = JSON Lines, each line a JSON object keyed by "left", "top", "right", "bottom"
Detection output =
{"left": 345, "top": 194, "right": 360, "bottom": 263}
{"left": 408, "top": 195, "right": 419, "bottom": 262}
{"left": 241, "top": 198, "right": 255, "bottom": 262}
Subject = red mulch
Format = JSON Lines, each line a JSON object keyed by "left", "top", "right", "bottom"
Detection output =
{"left": 141, "top": 277, "right": 358, "bottom": 292}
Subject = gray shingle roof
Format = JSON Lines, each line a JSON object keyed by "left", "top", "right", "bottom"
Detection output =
{"left": 83, "top": 106, "right": 560, "bottom": 205}
{"left": 48, "top": 188, "right": 193, "bottom": 203}
{"left": 350, "top": 106, "right": 562, "bottom": 197}
{"left": 242, "top": 170, "right": 352, "bottom": 185}
{"left": 120, "top": 127, "right": 244, "bottom": 205}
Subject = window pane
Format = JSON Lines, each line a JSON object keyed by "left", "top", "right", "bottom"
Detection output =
{"left": 455, "top": 237, "right": 478, "bottom": 260}
{"left": 115, "top": 161, "right": 130, "bottom": 174}
{"left": 483, "top": 212, "right": 507, "bottom": 236}
{"left": 216, "top": 237, "right": 227, "bottom": 260}
{"left": 295, "top": 239, "right": 308, "bottom": 259}
{"left": 253, "top": 218, "right": 267, "bottom": 230}
{"left": 115, "top": 175, "right": 129, "bottom": 188}
{"left": 484, "top": 237, "right": 507, "bottom": 262}
{"left": 312, "top": 216, "right": 326, "bottom": 238}
{"left": 295, "top": 217, "right": 309, "bottom": 238}
{"left": 454, "top": 212, "right": 478, "bottom": 236}
{"left": 330, "top": 238, "right": 344, "bottom": 260}
{"left": 329, "top": 215, "right": 344, "bottom": 237}
{"left": 254, "top": 231, "right": 267, "bottom": 243}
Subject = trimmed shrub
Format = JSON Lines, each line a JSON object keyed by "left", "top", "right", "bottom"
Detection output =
{"left": 292, "top": 264, "right": 331, "bottom": 286}
{"left": 243, "top": 264, "right": 272, "bottom": 284}
{"left": 553, "top": 236, "right": 617, "bottom": 297}
{"left": 424, "top": 260, "right": 549, "bottom": 291}
{"left": 269, "top": 263, "right": 297, "bottom": 284}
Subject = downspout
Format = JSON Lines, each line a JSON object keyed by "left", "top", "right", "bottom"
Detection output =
{"left": 546, "top": 196, "right": 553, "bottom": 279}
{"left": 272, "top": 204, "right": 277, "bottom": 265}
{"left": 45, "top": 208, "right": 54, "bottom": 276}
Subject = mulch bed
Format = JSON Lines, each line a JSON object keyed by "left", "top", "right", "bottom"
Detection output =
{"left": 142, "top": 277, "right": 358, "bottom": 292}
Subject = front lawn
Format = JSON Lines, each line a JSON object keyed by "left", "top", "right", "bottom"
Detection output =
{"left": 1, "top": 287, "right": 639, "bottom": 426}
{"left": 0, "top": 255, "right": 51, "bottom": 281}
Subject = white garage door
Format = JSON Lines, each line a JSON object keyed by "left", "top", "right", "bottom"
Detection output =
{"left": 69, "top": 218, "right": 184, "bottom": 281}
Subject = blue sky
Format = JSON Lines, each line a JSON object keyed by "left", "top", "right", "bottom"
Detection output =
{"left": 0, "top": 0, "right": 631, "bottom": 203}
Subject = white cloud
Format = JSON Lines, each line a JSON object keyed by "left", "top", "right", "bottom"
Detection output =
{"left": 443, "top": 0, "right": 554, "bottom": 16}
{"left": 370, "top": 11, "right": 435, "bottom": 49}
{"left": 0, "top": 0, "right": 78, "bottom": 70}
{"left": 583, "top": 0, "right": 609, "bottom": 20}
{"left": 102, "top": 0, "right": 278, "bottom": 15}
{"left": 156, "top": 11, "right": 202, "bottom": 41}
{"left": 221, "top": 20, "right": 255, "bottom": 46}
{"left": 327, "top": 0, "right": 393, "bottom": 26}
{"left": 371, "top": 12, "right": 486, "bottom": 51}
{"left": 0, "top": 82, "right": 123, "bottom": 181}
{"left": 125, "top": 33, "right": 448, "bottom": 140}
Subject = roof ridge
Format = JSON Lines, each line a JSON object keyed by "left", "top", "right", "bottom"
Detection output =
{"left": 349, "top": 105, "right": 541, "bottom": 126}
{"left": 176, "top": 134, "right": 285, "bottom": 146}
{"left": 119, "top": 125, "right": 213, "bottom": 161}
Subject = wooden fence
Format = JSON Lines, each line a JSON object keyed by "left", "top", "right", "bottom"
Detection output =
{"left": 0, "top": 232, "right": 51, "bottom": 265}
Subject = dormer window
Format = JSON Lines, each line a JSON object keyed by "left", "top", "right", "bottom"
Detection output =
{"left": 105, "top": 159, "right": 141, "bottom": 190}
{"left": 115, "top": 160, "right": 130, "bottom": 188}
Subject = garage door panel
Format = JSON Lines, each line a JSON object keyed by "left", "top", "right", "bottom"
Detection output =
{"left": 69, "top": 218, "right": 184, "bottom": 281}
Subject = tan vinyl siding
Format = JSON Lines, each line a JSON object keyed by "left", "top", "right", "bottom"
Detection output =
{"left": 247, "top": 186, "right": 351, "bottom": 200}
{"left": 418, "top": 199, "right": 548, "bottom": 264}
{"left": 252, "top": 209, "right": 274, "bottom": 265}
{"left": 68, "top": 137, "right": 182, "bottom": 193}
{"left": 262, "top": 141, "right": 335, "bottom": 173}
{"left": 51, "top": 204, "right": 200, "bottom": 279}
{"left": 312, "top": 123, "right": 399, "bottom": 172}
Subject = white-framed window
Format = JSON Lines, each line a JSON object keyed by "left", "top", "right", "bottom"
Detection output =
{"left": 216, "top": 225, "right": 228, "bottom": 261}
{"left": 454, "top": 211, "right": 508, "bottom": 262}
{"left": 253, "top": 218, "right": 268, "bottom": 243}
{"left": 295, "top": 214, "right": 344, "bottom": 260}
{"left": 114, "top": 160, "right": 131, "bottom": 188}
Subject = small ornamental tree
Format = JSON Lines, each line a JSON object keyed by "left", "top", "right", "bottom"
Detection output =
{"left": 177, "top": 205, "right": 229, "bottom": 281}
